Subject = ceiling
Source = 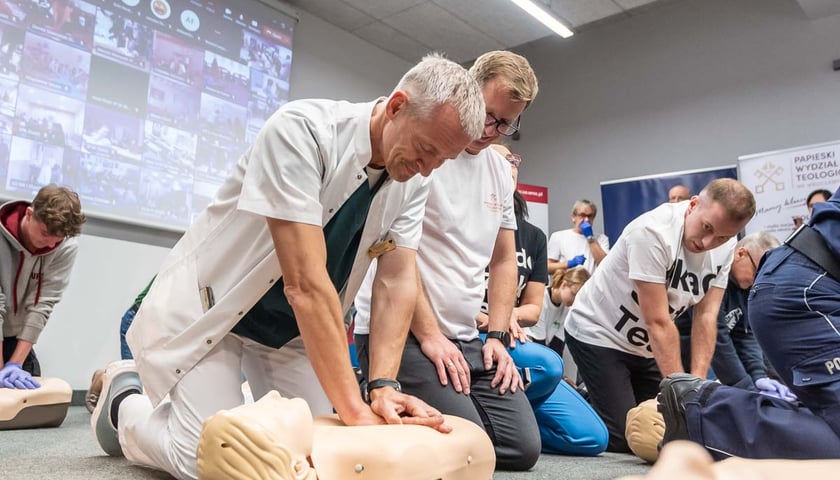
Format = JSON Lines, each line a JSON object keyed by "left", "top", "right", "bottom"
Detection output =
{"left": 271, "top": 0, "right": 671, "bottom": 64}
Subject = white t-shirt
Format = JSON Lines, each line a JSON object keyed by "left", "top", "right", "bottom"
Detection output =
{"left": 355, "top": 148, "right": 516, "bottom": 341}
{"left": 547, "top": 228, "right": 609, "bottom": 274}
{"left": 564, "top": 202, "right": 734, "bottom": 358}
{"left": 528, "top": 287, "right": 569, "bottom": 343}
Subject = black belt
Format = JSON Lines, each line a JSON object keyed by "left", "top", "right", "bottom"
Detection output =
{"left": 784, "top": 224, "right": 840, "bottom": 281}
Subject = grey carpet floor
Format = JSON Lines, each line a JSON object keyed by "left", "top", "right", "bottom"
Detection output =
{"left": 0, "top": 407, "right": 651, "bottom": 479}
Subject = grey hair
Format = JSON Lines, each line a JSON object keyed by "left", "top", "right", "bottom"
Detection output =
{"left": 737, "top": 231, "right": 780, "bottom": 256}
{"left": 393, "top": 52, "right": 485, "bottom": 139}
{"left": 571, "top": 199, "right": 598, "bottom": 218}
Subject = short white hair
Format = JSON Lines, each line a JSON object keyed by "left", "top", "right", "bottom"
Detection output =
{"left": 737, "top": 231, "right": 780, "bottom": 256}
{"left": 394, "top": 53, "right": 485, "bottom": 140}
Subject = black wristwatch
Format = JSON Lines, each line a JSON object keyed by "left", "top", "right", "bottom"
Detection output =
{"left": 364, "top": 378, "right": 401, "bottom": 403}
{"left": 486, "top": 330, "right": 511, "bottom": 346}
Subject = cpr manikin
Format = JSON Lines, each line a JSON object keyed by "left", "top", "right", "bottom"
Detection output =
{"left": 625, "top": 399, "right": 665, "bottom": 464}
{"left": 197, "top": 390, "right": 495, "bottom": 480}
{"left": 0, "top": 377, "right": 72, "bottom": 430}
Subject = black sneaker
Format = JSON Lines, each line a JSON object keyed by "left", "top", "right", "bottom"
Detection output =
{"left": 657, "top": 373, "right": 707, "bottom": 447}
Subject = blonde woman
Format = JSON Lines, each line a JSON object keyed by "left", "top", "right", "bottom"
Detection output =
{"left": 529, "top": 266, "right": 590, "bottom": 356}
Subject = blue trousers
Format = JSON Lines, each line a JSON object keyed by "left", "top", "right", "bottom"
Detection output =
{"left": 120, "top": 304, "right": 138, "bottom": 360}
{"left": 507, "top": 339, "right": 608, "bottom": 456}
{"left": 685, "top": 247, "right": 840, "bottom": 459}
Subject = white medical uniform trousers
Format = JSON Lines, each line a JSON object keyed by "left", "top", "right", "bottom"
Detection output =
{"left": 118, "top": 333, "right": 331, "bottom": 480}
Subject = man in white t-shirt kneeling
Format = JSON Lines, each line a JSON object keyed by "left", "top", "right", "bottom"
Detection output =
{"left": 563, "top": 178, "right": 755, "bottom": 453}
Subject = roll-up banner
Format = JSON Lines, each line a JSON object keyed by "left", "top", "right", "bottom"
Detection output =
{"left": 738, "top": 139, "right": 839, "bottom": 242}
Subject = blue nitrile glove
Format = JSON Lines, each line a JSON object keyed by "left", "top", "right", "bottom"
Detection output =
{"left": 567, "top": 254, "right": 586, "bottom": 268}
{"left": 580, "top": 221, "right": 594, "bottom": 239}
{"left": 0, "top": 362, "right": 40, "bottom": 389}
{"left": 755, "top": 377, "right": 797, "bottom": 402}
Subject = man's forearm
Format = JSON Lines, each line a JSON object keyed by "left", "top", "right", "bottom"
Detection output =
{"left": 689, "top": 312, "right": 716, "bottom": 377}
{"left": 8, "top": 339, "right": 34, "bottom": 365}
{"left": 589, "top": 241, "right": 607, "bottom": 265}
{"left": 647, "top": 319, "right": 685, "bottom": 377}
{"left": 547, "top": 258, "right": 564, "bottom": 274}
{"left": 368, "top": 248, "right": 416, "bottom": 380}
{"left": 487, "top": 260, "right": 516, "bottom": 332}
{"left": 410, "top": 268, "right": 443, "bottom": 341}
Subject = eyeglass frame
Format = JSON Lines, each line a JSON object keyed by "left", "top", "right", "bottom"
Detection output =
{"left": 505, "top": 153, "right": 522, "bottom": 168}
{"left": 745, "top": 250, "right": 759, "bottom": 279}
{"left": 485, "top": 112, "right": 521, "bottom": 136}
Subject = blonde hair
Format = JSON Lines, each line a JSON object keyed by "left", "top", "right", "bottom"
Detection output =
{"left": 700, "top": 178, "right": 756, "bottom": 222}
{"left": 469, "top": 51, "right": 539, "bottom": 105}
{"left": 394, "top": 53, "right": 485, "bottom": 139}
{"left": 31, "top": 184, "right": 85, "bottom": 237}
{"left": 550, "top": 266, "right": 591, "bottom": 290}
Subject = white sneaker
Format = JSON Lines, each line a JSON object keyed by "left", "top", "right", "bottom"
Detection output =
{"left": 90, "top": 360, "right": 142, "bottom": 456}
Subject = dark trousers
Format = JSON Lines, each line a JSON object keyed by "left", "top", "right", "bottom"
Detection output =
{"left": 2, "top": 337, "right": 41, "bottom": 375}
{"left": 354, "top": 333, "right": 541, "bottom": 471}
{"left": 565, "top": 332, "right": 661, "bottom": 453}
{"left": 686, "top": 247, "right": 840, "bottom": 458}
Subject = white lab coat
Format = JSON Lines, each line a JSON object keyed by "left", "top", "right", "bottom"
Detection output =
{"left": 128, "top": 99, "right": 431, "bottom": 405}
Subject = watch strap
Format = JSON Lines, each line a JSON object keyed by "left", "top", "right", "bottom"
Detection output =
{"left": 486, "top": 330, "right": 510, "bottom": 344}
{"left": 364, "top": 378, "right": 401, "bottom": 403}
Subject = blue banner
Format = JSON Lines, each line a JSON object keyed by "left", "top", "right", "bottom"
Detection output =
{"left": 600, "top": 166, "right": 738, "bottom": 243}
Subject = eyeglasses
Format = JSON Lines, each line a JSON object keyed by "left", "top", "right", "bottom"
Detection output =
{"left": 746, "top": 251, "right": 759, "bottom": 279}
{"left": 505, "top": 153, "right": 522, "bottom": 168}
{"left": 485, "top": 112, "right": 521, "bottom": 136}
{"left": 574, "top": 212, "right": 594, "bottom": 219}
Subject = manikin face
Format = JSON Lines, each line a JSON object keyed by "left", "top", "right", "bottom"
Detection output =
{"left": 465, "top": 78, "right": 527, "bottom": 155}
{"left": 729, "top": 246, "right": 763, "bottom": 290}
{"left": 379, "top": 92, "right": 472, "bottom": 182}
{"left": 682, "top": 196, "right": 746, "bottom": 254}
{"left": 20, "top": 207, "right": 64, "bottom": 252}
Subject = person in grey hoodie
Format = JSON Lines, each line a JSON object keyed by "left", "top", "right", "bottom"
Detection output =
{"left": 0, "top": 184, "right": 85, "bottom": 389}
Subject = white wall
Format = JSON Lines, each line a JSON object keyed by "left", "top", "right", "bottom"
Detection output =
{"left": 40, "top": 6, "right": 411, "bottom": 389}
{"left": 513, "top": 0, "right": 840, "bottom": 235}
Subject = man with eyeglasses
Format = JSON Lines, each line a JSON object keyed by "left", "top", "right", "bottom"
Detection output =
{"left": 547, "top": 199, "right": 610, "bottom": 275}
{"left": 354, "top": 50, "right": 542, "bottom": 471}
{"left": 563, "top": 178, "right": 755, "bottom": 453}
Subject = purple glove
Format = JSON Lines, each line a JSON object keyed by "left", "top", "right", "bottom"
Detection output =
{"left": 580, "top": 221, "right": 594, "bottom": 238}
{"left": 567, "top": 254, "right": 586, "bottom": 268}
{"left": 0, "top": 362, "right": 40, "bottom": 389}
{"left": 755, "top": 377, "right": 797, "bottom": 402}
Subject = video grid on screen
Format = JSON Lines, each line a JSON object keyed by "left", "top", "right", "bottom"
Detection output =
{"left": 0, "top": 0, "right": 295, "bottom": 229}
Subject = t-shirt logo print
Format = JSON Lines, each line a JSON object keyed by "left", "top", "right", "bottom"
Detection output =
{"left": 483, "top": 192, "right": 503, "bottom": 213}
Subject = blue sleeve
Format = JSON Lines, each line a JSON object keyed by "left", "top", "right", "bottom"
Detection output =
{"left": 731, "top": 313, "right": 767, "bottom": 383}
{"left": 810, "top": 186, "right": 840, "bottom": 259}
{"left": 711, "top": 311, "right": 754, "bottom": 389}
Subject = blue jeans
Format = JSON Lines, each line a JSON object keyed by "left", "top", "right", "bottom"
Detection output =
{"left": 685, "top": 247, "right": 840, "bottom": 459}
{"left": 120, "top": 305, "right": 138, "bottom": 360}
{"left": 501, "top": 336, "right": 608, "bottom": 456}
